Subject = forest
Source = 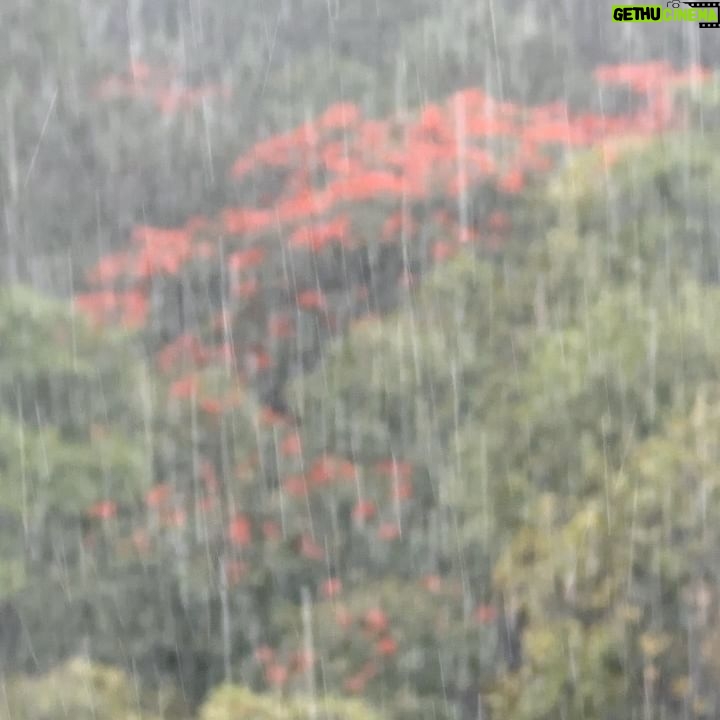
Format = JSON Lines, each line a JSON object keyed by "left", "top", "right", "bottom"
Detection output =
{"left": 3, "top": 1, "right": 720, "bottom": 718}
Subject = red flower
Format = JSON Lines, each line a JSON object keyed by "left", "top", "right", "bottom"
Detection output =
{"left": 321, "top": 143, "right": 360, "bottom": 175}
{"left": 326, "top": 171, "right": 404, "bottom": 203}
{"left": 343, "top": 661, "right": 378, "bottom": 694}
{"left": 132, "top": 528, "right": 151, "bottom": 554}
{"left": 474, "top": 604, "right": 498, "bottom": 624}
{"left": 364, "top": 608, "right": 389, "bottom": 634}
{"left": 290, "top": 650, "right": 315, "bottom": 674}
{"left": 146, "top": 483, "right": 172, "bottom": 510}
{"left": 233, "top": 278, "right": 259, "bottom": 299}
{"left": 184, "top": 215, "right": 210, "bottom": 234}
{"left": 129, "top": 60, "right": 152, "bottom": 82}
{"left": 447, "top": 175, "right": 469, "bottom": 198}
{"left": 86, "top": 251, "right": 131, "bottom": 285}
{"left": 155, "top": 89, "right": 183, "bottom": 115}
{"left": 522, "top": 120, "right": 587, "bottom": 146}
{"left": 375, "top": 635, "right": 398, "bottom": 657}
{"left": 280, "top": 432, "right": 303, "bottom": 457}
{"left": 221, "top": 208, "right": 273, "bottom": 235}
{"left": 669, "top": 64, "right": 712, "bottom": 86}
{"left": 299, "top": 533, "right": 325, "bottom": 561}
{"left": 245, "top": 348, "right": 273, "bottom": 373}
{"left": 259, "top": 406, "right": 289, "bottom": 426}
{"left": 87, "top": 500, "right": 117, "bottom": 520}
{"left": 309, "top": 454, "right": 356, "bottom": 486}
{"left": 289, "top": 216, "right": 350, "bottom": 252}
{"left": 421, "top": 574, "right": 443, "bottom": 593}
{"left": 120, "top": 292, "right": 150, "bottom": 329}
{"left": 283, "top": 474, "right": 308, "bottom": 498}
{"left": 487, "top": 210, "right": 511, "bottom": 232}
{"left": 432, "top": 241, "right": 456, "bottom": 262}
{"left": 160, "top": 507, "right": 187, "bottom": 529}
{"left": 228, "top": 514, "right": 252, "bottom": 547}
{"left": 169, "top": 375, "right": 198, "bottom": 399}
{"left": 228, "top": 246, "right": 266, "bottom": 271}
{"left": 391, "top": 478, "right": 414, "bottom": 502}
{"left": 75, "top": 291, "right": 149, "bottom": 330}
{"left": 268, "top": 313, "right": 294, "bottom": 339}
{"left": 343, "top": 673, "right": 367, "bottom": 695}
{"left": 321, "top": 578, "right": 343, "bottom": 599}
{"left": 374, "top": 459, "right": 413, "bottom": 481}
{"left": 297, "top": 289, "right": 327, "bottom": 311}
{"left": 156, "top": 333, "right": 207, "bottom": 373}
{"left": 277, "top": 190, "right": 331, "bottom": 223}
{"left": 466, "top": 147, "right": 497, "bottom": 175}
{"left": 377, "top": 522, "right": 401, "bottom": 541}
{"left": 194, "top": 240, "right": 215, "bottom": 259}
{"left": 265, "top": 664, "right": 289, "bottom": 688}
{"left": 133, "top": 244, "right": 190, "bottom": 278}
{"left": 230, "top": 155, "right": 256, "bottom": 180}
{"left": 352, "top": 499, "right": 377, "bottom": 522}
{"left": 418, "top": 104, "right": 451, "bottom": 139}
{"left": 498, "top": 168, "right": 525, "bottom": 194}
{"left": 199, "top": 398, "right": 224, "bottom": 415}
{"left": 466, "top": 116, "right": 516, "bottom": 137}
{"left": 356, "top": 120, "right": 389, "bottom": 150}
{"left": 457, "top": 226, "right": 479, "bottom": 245}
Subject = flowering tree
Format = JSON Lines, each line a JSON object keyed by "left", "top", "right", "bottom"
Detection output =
{"left": 4, "top": 60, "right": 718, "bottom": 719}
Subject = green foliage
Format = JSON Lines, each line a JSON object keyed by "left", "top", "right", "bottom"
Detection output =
{"left": 286, "top": 129, "right": 720, "bottom": 717}
{"left": 481, "top": 136, "right": 720, "bottom": 717}
{"left": 200, "top": 685, "right": 383, "bottom": 720}
{"left": 0, "top": 286, "right": 152, "bottom": 624}
{"left": 549, "top": 129, "right": 720, "bottom": 287}
{"left": 0, "top": 286, "right": 150, "bottom": 517}
{"left": 0, "top": 658, "right": 165, "bottom": 720}
{"left": 5, "top": 8, "right": 720, "bottom": 713}
{"left": 487, "top": 619, "right": 628, "bottom": 720}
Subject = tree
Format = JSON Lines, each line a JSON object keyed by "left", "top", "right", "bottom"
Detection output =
{"left": 0, "top": 657, "right": 167, "bottom": 720}
{"left": 287, "top": 125, "right": 720, "bottom": 717}
{"left": 200, "top": 685, "right": 383, "bottom": 720}
{"left": 0, "top": 285, "right": 149, "bottom": 593}
{"left": 4, "top": 5, "right": 720, "bottom": 712}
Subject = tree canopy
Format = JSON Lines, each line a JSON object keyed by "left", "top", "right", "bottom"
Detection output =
{"left": 5, "top": 1, "right": 720, "bottom": 719}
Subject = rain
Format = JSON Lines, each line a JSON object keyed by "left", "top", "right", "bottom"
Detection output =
{"left": 1, "top": 0, "right": 720, "bottom": 718}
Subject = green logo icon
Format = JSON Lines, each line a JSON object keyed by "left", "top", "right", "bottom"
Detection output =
{"left": 612, "top": 2, "right": 720, "bottom": 26}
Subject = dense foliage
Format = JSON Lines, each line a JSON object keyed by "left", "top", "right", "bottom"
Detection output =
{"left": 4, "top": 1, "right": 720, "bottom": 719}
